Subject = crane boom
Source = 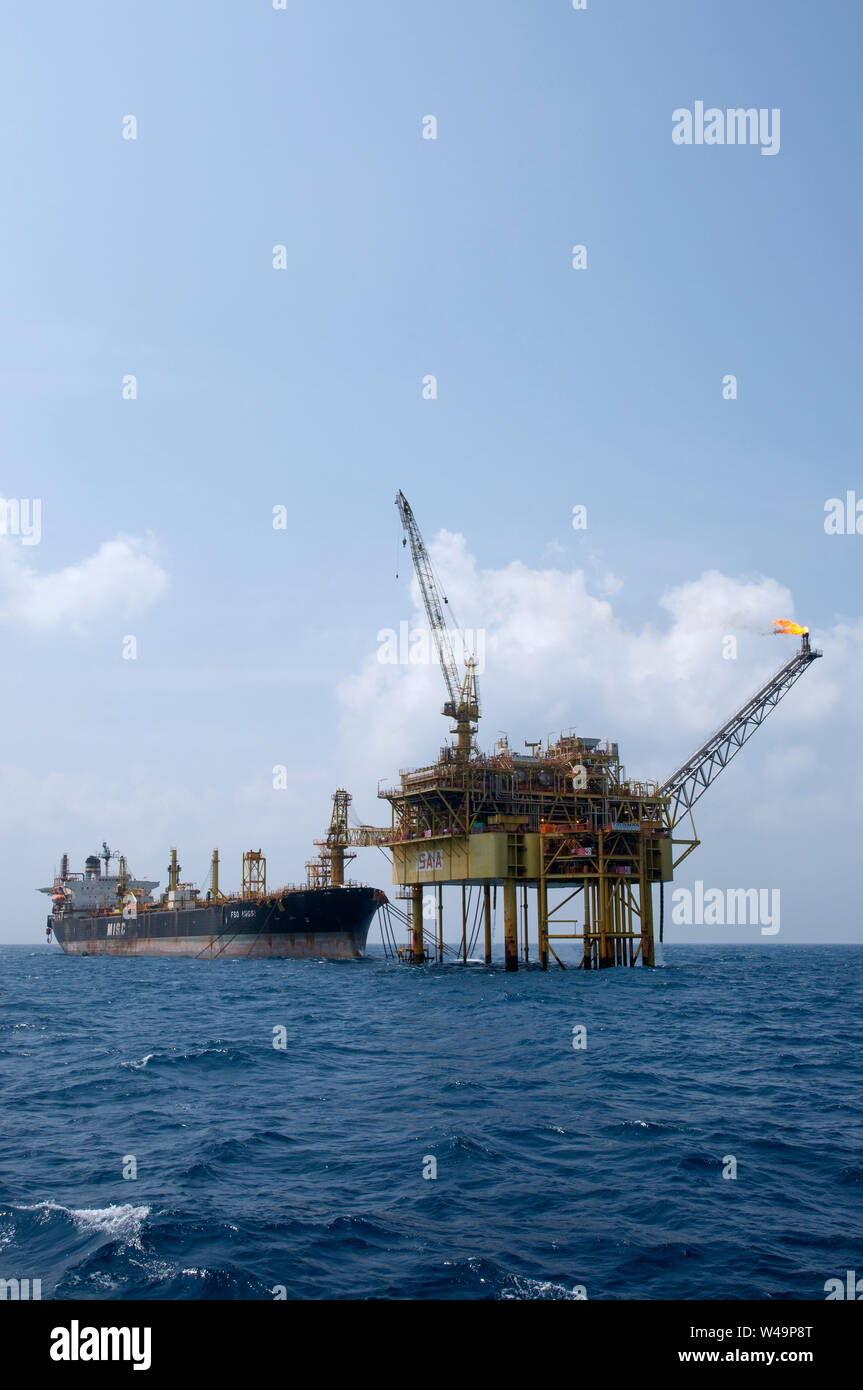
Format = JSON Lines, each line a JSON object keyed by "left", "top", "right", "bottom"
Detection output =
{"left": 309, "top": 788, "right": 392, "bottom": 888}
{"left": 395, "top": 490, "right": 461, "bottom": 708}
{"left": 660, "top": 633, "right": 822, "bottom": 829}
{"left": 395, "top": 490, "right": 480, "bottom": 759}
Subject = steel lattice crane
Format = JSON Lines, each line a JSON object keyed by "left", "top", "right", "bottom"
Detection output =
{"left": 660, "top": 631, "right": 822, "bottom": 845}
{"left": 396, "top": 490, "right": 480, "bottom": 760}
{"left": 309, "top": 788, "right": 392, "bottom": 888}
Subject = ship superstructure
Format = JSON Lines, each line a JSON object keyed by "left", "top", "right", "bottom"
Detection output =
{"left": 42, "top": 826, "right": 386, "bottom": 960}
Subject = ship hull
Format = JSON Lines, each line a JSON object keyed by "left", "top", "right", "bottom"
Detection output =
{"left": 48, "top": 886, "right": 383, "bottom": 960}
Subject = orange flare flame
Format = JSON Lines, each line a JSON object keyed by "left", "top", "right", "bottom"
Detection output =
{"left": 773, "top": 619, "right": 808, "bottom": 636}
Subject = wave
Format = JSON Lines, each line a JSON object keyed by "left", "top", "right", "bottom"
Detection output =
{"left": 499, "top": 1273, "right": 585, "bottom": 1300}
{"left": 13, "top": 1202, "right": 151, "bottom": 1248}
{"left": 117, "top": 1043, "right": 246, "bottom": 1071}
{"left": 4, "top": 943, "right": 863, "bottom": 1300}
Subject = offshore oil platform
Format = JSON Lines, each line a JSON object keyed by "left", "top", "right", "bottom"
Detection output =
{"left": 43, "top": 492, "right": 822, "bottom": 971}
{"left": 315, "top": 493, "right": 822, "bottom": 972}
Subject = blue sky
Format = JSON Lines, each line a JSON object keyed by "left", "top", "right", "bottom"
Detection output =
{"left": 1, "top": 1, "right": 861, "bottom": 942}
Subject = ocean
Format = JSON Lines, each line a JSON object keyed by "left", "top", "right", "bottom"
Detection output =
{"left": 1, "top": 943, "right": 861, "bottom": 1301}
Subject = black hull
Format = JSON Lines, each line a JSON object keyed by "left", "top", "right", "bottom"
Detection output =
{"left": 48, "top": 886, "right": 384, "bottom": 959}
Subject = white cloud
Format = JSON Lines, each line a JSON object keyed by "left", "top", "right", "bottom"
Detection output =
{"left": 333, "top": 532, "right": 863, "bottom": 941}
{"left": 0, "top": 531, "right": 168, "bottom": 629}
{"left": 336, "top": 529, "right": 846, "bottom": 790}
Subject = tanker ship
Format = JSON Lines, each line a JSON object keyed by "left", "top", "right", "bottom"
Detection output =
{"left": 41, "top": 796, "right": 389, "bottom": 959}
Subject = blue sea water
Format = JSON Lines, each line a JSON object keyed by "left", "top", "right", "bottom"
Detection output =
{"left": 1, "top": 943, "right": 861, "bottom": 1301}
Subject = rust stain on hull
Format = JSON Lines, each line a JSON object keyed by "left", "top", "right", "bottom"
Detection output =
{"left": 55, "top": 932, "right": 369, "bottom": 960}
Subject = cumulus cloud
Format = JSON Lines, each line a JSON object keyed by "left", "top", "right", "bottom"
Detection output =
{"left": 0, "top": 531, "right": 168, "bottom": 629}
{"left": 336, "top": 529, "right": 846, "bottom": 789}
